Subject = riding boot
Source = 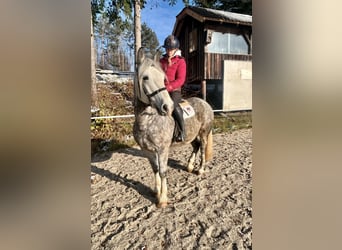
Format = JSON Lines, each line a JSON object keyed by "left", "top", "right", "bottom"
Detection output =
{"left": 173, "top": 106, "right": 185, "bottom": 142}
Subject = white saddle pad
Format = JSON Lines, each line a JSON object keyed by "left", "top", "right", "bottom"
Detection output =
{"left": 179, "top": 100, "right": 195, "bottom": 119}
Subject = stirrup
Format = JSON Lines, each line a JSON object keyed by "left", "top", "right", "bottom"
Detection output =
{"left": 175, "top": 132, "right": 185, "bottom": 142}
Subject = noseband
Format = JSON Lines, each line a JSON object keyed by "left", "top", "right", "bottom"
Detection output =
{"left": 143, "top": 85, "right": 167, "bottom": 100}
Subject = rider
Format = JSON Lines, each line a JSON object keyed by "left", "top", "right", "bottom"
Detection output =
{"left": 160, "top": 35, "right": 186, "bottom": 142}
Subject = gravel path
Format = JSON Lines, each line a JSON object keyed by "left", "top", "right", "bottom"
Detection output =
{"left": 91, "top": 129, "right": 252, "bottom": 249}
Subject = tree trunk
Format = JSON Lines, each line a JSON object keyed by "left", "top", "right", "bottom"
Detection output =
{"left": 91, "top": 14, "right": 98, "bottom": 110}
{"left": 100, "top": 28, "right": 105, "bottom": 68}
{"left": 134, "top": 0, "right": 141, "bottom": 70}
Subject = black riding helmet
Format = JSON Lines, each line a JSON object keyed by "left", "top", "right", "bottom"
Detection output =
{"left": 163, "top": 35, "right": 180, "bottom": 49}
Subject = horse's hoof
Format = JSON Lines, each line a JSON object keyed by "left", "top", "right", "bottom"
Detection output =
{"left": 157, "top": 202, "right": 168, "bottom": 208}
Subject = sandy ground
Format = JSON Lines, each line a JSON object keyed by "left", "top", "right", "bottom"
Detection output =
{"left": 91, "top": 129, "right": 252, "bottom": 249}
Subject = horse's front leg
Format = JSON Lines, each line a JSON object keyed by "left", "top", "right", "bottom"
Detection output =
{"left": 146, "top": 152, "right": 161, "bottom": 199}
{"left": 156, "top": 149, "right": 169, "bottom": 208}
{"left": 154, "top": 171, "right": 161, "bottom": 199}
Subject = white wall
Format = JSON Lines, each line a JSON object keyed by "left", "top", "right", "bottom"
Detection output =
{"left": 223, "top": 60, "right": 252, "bottom": 111}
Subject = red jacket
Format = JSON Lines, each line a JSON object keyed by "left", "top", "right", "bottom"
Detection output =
{"left": 160, "top": 54, "right": 186, "bottom": 92}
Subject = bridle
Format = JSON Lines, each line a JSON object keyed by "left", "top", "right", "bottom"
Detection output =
{"left": 136, "top": 65, "right": 168, "bottom": 104}
{"left": 143, "top": 85, "right": 167, "bottom": 100}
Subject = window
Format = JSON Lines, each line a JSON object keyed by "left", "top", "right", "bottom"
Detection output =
{"left": 206, "top": 31, "right": 249, "bottom": 54}
{"left": 230, "top": 33, "right": 249, "bottom": 54}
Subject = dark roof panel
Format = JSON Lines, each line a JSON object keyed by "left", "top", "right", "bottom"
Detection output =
{"left": 177, "top": 6, "right": 252, "bottom": 26}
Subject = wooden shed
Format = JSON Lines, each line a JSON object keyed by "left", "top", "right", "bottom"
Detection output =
{"left": 172, "top": 6, "right": 252, "bottom": 111}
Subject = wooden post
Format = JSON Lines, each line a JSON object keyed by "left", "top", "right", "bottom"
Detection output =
{"left": 202, "top": 80, "right": 206, "bottom": 101}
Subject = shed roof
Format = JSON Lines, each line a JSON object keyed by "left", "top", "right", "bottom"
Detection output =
{"left": 174, "top": 6, "right": 252, "bottom": 29}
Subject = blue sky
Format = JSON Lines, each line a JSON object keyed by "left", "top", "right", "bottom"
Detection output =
{"left": 141, "top": 1, "right": 186, "bottom": 46}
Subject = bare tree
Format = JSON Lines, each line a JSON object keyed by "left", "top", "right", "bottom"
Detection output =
{"left": 134, "top": 1, "right": 141, "bottom": 70}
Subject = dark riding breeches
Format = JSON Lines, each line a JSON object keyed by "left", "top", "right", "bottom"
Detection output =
{"left": 169, "top": 91, "right": 185, "bottom": 141}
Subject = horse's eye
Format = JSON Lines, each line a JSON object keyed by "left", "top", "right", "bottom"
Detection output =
{"left": 143, "top": 76, "right": 148, "bottom": 81}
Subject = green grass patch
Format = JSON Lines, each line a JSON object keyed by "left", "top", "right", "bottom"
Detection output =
{"left": 213, "top": 111, "right": 252, "bottom": 133}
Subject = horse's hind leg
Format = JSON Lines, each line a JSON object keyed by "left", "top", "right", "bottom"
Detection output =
{"left": 197, "top": 135, "right": 208, "bottom": 175}
{"left": 187, "top": 139, "right": 200, "bottom": 173}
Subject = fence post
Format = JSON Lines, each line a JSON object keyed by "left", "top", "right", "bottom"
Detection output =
{"left": 201, "top": 80, "right": 206, "bottom": 101}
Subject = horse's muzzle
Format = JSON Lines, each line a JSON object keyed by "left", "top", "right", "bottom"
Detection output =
{"left": 160, "top": 103, "right": 173, "bottom": 116}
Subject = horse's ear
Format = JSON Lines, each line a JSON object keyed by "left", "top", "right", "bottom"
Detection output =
{"left": 153, "top": 46, "right": 163, "bottom": 62}
{"left": 137, "top": 47, "right": 145, "bottom": 65}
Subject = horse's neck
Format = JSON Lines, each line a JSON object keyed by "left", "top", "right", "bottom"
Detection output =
{"left": 134, "top": 98, "right": 149, "bottom": 115}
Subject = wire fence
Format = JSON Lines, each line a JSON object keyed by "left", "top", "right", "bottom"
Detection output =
{"left": 90, "top": 109, "right": 251, "bottom": 120}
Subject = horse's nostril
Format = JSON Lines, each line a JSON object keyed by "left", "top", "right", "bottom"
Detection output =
{"left": 160, "top": 104, "right": 173, "bottom": 116}
{"left": 161, "top": 104, "right": 168, "bottom": 114}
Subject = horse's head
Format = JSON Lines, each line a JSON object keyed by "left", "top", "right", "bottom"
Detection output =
{"left": 135, "top": 47, "right": 174, "bottom": 116}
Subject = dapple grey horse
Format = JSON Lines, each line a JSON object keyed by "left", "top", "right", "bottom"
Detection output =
{"left": 133, "top": 48, "right": 214, "bottom": 208}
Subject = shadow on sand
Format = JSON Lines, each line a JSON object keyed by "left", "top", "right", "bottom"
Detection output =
{"left": 91, "top": 164, "right": 157, "bottom": 205}
{"left": 92, "top": 146, "right": 189, "bottom": 173}
{"left": 91, "top": 146, "right": 145, "bottom": 163}
{"left": 91, "top": 147, "right": 195, "bottom": 204}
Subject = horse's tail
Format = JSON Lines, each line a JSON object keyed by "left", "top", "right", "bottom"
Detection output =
{"left": 205, "top": 129, "right": 213, "bottom": 161}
